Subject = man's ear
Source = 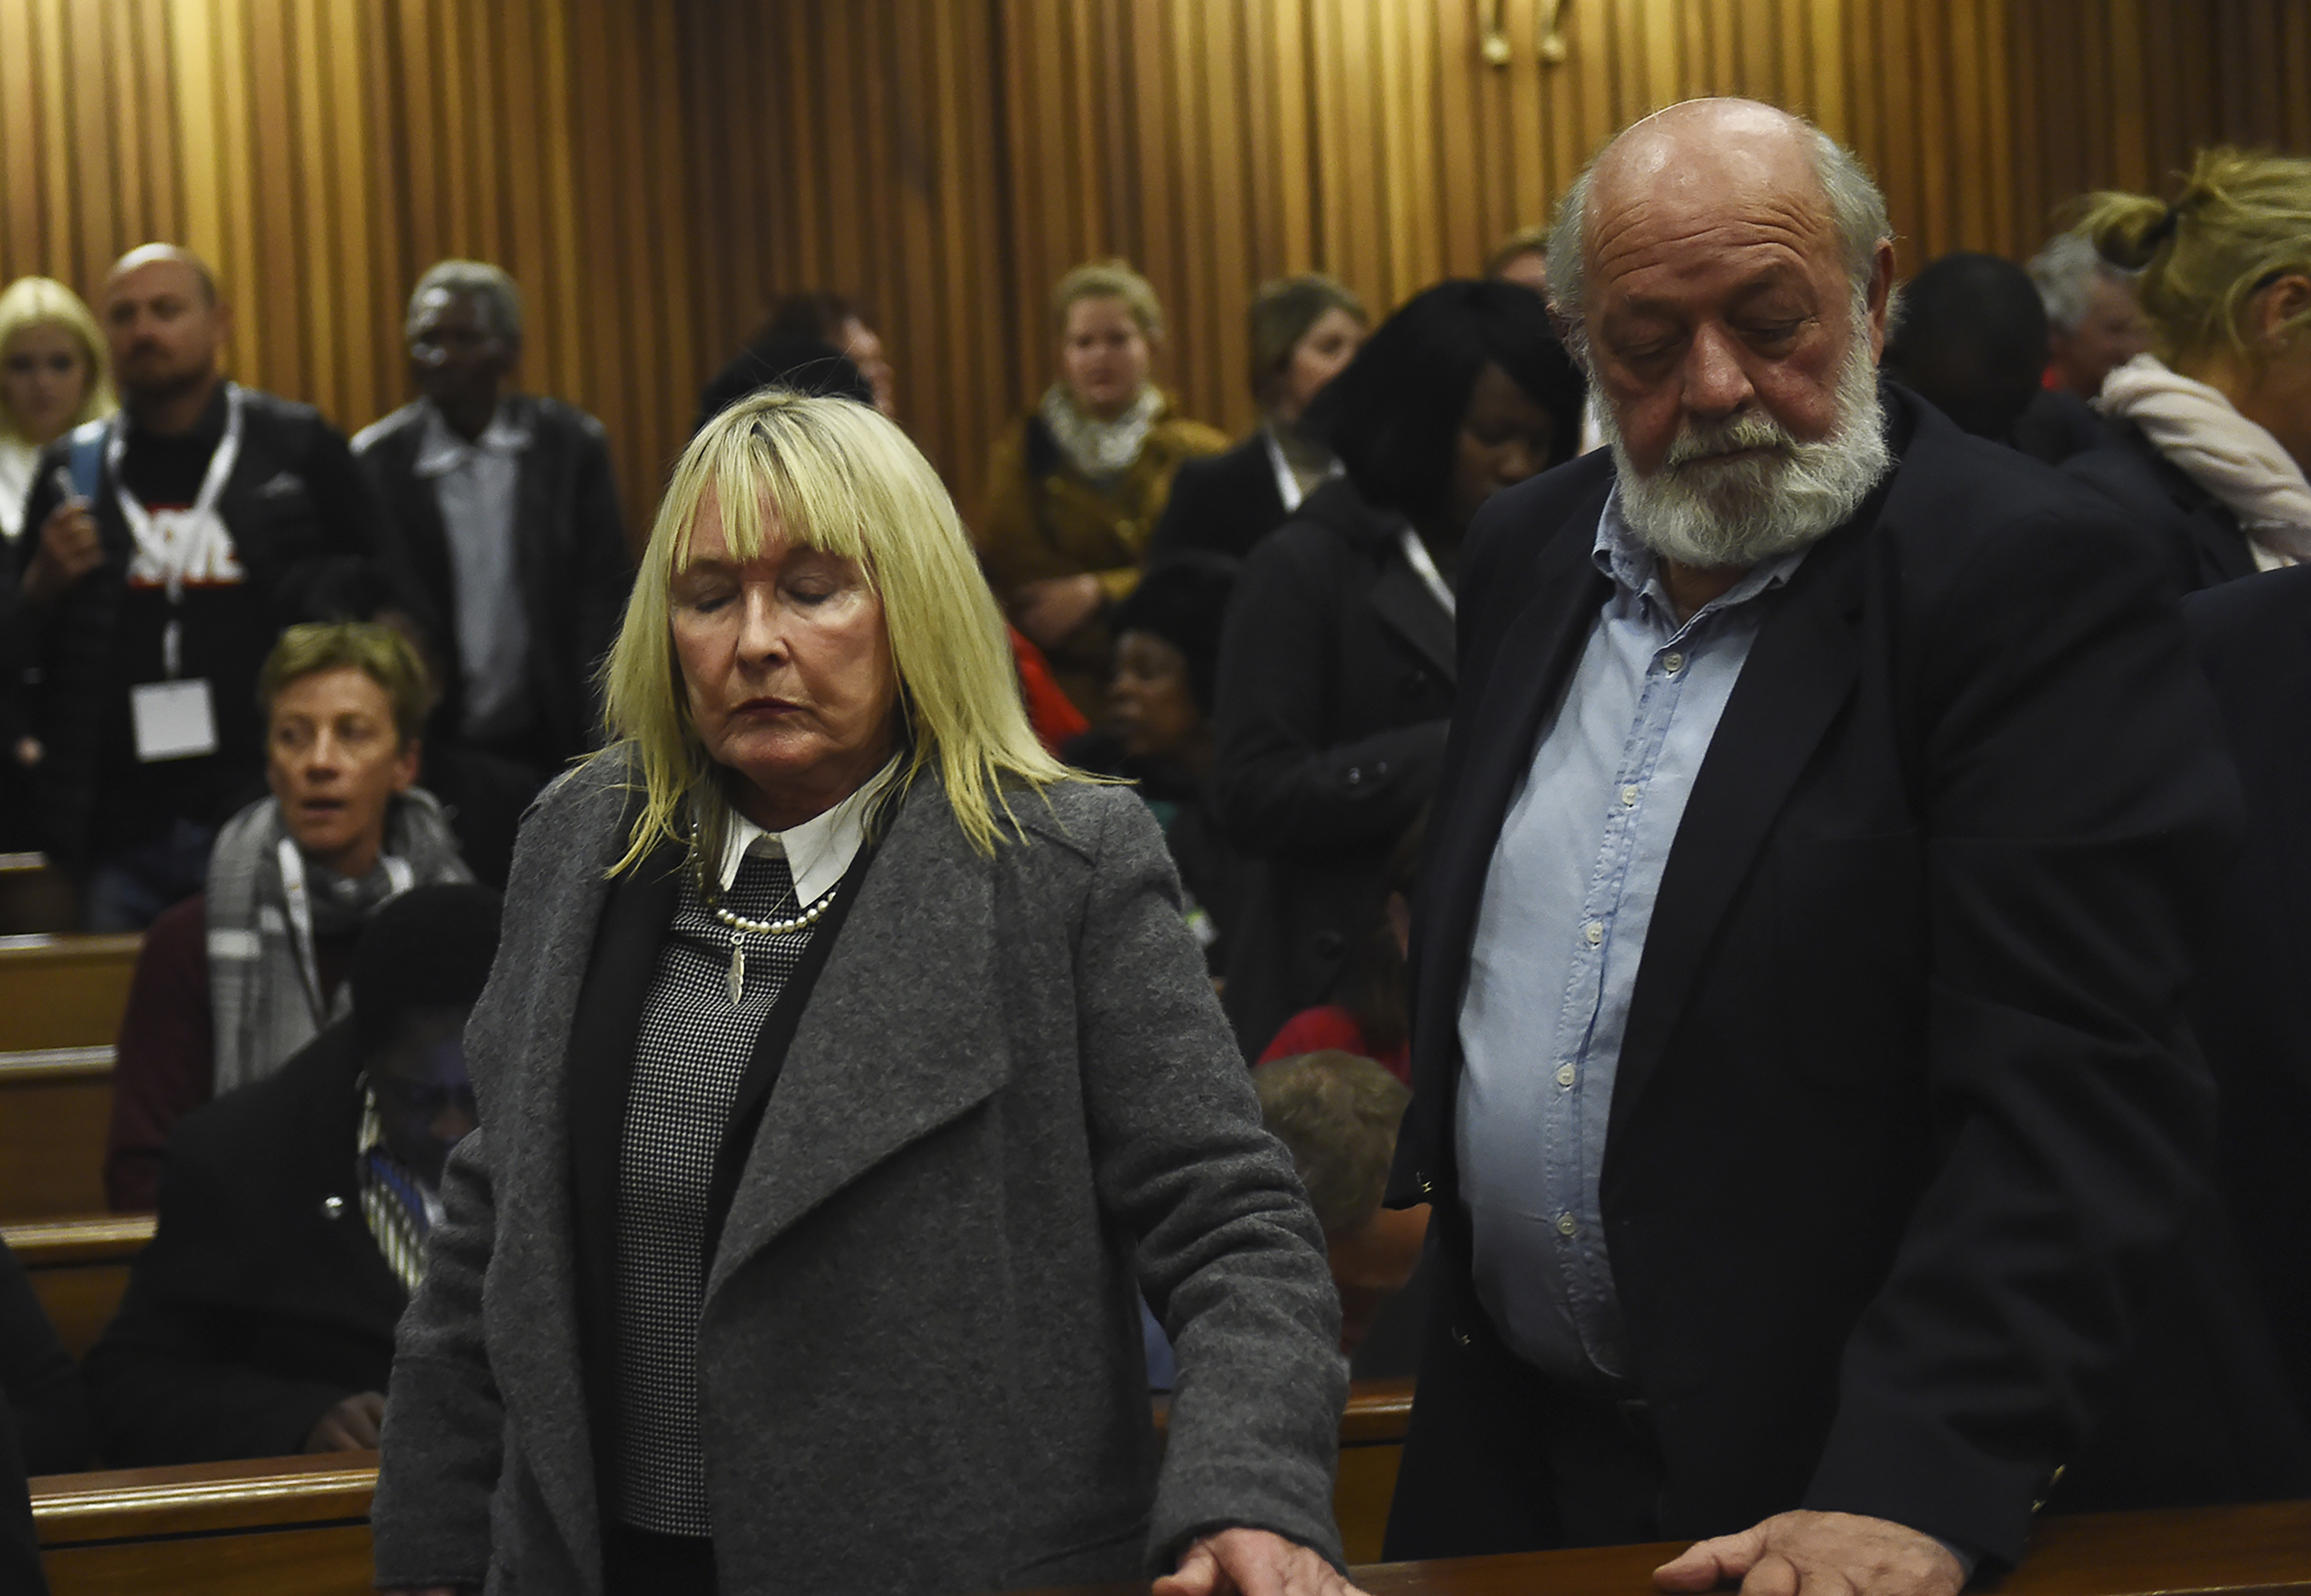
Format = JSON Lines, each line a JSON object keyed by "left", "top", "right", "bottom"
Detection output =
{"left": 395, "top": 736, "right": 423, "bottom": 791}
{"left": 1864, "top": 239, "right": 1898, "bottom": 362}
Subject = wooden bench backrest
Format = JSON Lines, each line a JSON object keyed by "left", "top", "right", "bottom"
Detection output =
{"left": 0, "top": 935, "right": 140, "bottom": 1053}
{"left": 4, "top": 1215, "right": 154, "bottom": 1362}
{"left": 0, "top": 854, "right": 77, "bottom": 938}
{"left": 0, "top": 1047, "right": 116, "bottom": 1219}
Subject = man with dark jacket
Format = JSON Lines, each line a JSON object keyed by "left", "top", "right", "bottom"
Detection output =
{"left": 14, "top": 245, "right": 389, "bottom": 928}
{"left": 84, "top": 883, "right": 500, "bottom": 1465}
{"left": 1384, "top": 99, "right": 2306, "bottom": 1596}
{"left": 355, "top": 261, "right": 631, "bottom": 781}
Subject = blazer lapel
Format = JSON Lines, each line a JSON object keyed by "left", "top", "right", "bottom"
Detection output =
{"left": 1367, "top": 553, "right": 1459, "bottom": 683}
{"left": 704, "top": 776, "right": 1011, "bottom": 1306}
{"left": 1605, "top": 515, "right": 1874, "bottom": 1147}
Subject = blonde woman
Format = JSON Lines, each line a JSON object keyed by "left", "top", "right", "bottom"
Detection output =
{"left": 372, "top": 391, "right": 1357, "bottom": 1596}
{"left": 0, "top": 276, "right": 115, "bottom": 546}
{"left": 978, "top": 261, "right": 1227, "bottom": 715}
{"left": 2066, "top": 149, "right": 2311, "bottom": 589}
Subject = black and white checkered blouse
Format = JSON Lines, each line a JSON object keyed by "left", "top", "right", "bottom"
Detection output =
{"left": 611, "top": 848, "right": 817, "bottom": 1536}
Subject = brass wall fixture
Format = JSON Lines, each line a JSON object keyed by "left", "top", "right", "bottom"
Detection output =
{"left": 1482, "top": 0, "right": 1571, "bottom": 69}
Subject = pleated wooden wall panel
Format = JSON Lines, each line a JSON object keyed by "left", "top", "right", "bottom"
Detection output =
{"left": 10, "top": 1, "right": 2311, "bottom": 543}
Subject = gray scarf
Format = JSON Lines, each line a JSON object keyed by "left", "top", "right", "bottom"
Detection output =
{"left": 205, "top": 788, "right": 471, "bottom": 1097}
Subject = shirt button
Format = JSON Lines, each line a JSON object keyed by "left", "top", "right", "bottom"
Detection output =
{"left": 1555, "top": 1063, "right": 1577, "bottom": 1088}
{"left": 1345, "top": 767, "right": 1363, "bottom": 785}
{"left": 1662, "top": 651, "right": 1686, "bottom": 674}
{"left": 1556, "top": 1212, "right": 1579, "bottom": 1237}
{"left": 1585, "top": 920, "right": 1604, "bottom": 946}
{"left": 1620, "top": 785, "right": 1639, "bottom": 806}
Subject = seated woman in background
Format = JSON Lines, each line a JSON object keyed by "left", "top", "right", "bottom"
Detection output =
{"left": 2065, "top": 148, "right": 2311, "bottom": 590}
{"left": 978, "top": 259, "right": 1227, "bottom": 716}
{"left": 372, "top": 390, "right": 1353, "bottom": 1596}
{"left": 104, "top": 622, "right": 471, "bottom": 1211}
{"left": 1146, "top": 274, "right": 1368, "bottom": 565}
{"left": 1211, "top": 279, "right": 1582, "bottom": 1057}
{"left": 1064, "top": 555, "right": 1245, "bottom": 977}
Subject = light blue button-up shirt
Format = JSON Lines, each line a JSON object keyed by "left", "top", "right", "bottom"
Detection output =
{"left": 1455, "top": 486, "right": 1806, "bottom": 1387}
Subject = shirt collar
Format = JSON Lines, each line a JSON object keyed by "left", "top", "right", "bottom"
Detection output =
{"left": 1591, "top": 480, "right": 1810, "bottom": 628}
{"left": 716, "top": 754, "right": 903, "bottom": 906}
{"left": 413, "top": 398, "right": 532, "bottom": 476}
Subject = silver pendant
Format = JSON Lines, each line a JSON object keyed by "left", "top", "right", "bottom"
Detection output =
{"left": 726, "top": 935, "right": 746, "bottom": 1004}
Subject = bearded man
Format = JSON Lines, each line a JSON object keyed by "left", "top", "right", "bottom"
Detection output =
{"left": 1382, "top": 99, "right": 2308, "bottom": 1596}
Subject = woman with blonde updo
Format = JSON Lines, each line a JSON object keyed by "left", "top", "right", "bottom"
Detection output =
{"left": 0, "top": 276, "right": 115, "bottom": 546}
{"left": 977, "top": 261, "right": 1227, "bottom": 715}
{"left": 2066, "top": 148, "right": 2311, "bottom": 589}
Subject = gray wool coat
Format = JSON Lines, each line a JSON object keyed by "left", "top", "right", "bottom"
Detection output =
{"left": 368, "top": 751, "right": 1347, "bottom": 1595}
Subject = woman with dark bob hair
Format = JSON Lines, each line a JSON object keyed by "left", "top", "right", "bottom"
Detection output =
{"left": 371, "top": 390, "right": 1358, "bottom": 1596}
{"left": 1211, "top": 279, "right": 1582, "bottom": 1056}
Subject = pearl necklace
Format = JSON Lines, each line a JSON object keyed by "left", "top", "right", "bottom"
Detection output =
{"left": 709, "top": 887, "right": 837, "bottom": 1005}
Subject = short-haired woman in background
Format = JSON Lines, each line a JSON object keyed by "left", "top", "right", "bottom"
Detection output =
{"left": 2066, "top": 148, "right": 2311, "bottom": 590}
{"left": 373, "top": 390, "right": 1355, "bottom": 1596}
{"left": 977, "top": 260, "right": 1227, "bottom": 716}
{"left": 105, "top": 622, "right": 469, "bottom": 1210}
{"left": 1211, "top": 280, "right": 1583, "bottom": 1057}
{"left": 1148, "top": 274, "right": 1369, "bottom": 567}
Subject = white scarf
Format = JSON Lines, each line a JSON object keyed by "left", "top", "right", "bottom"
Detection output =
{"left": 2096, "top": 353, "right": 2311, "bottom": 567}
{"left": 1038, "top": 384, "right": 1163, "bottom": 480}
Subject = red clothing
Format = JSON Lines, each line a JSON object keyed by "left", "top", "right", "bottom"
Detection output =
{"left": 104, "top": 894, "right": 354, "bottom": 1212}
{"left": 1257, "top": 1004, "right": 1411, "bottom": 1085}
{"left": 1011, "top": 626, "right": 1091, "bottom": 753}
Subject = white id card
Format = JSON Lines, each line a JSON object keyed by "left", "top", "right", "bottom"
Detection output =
{"left": 130, "top": 679, "right": 220, "bottom": 762}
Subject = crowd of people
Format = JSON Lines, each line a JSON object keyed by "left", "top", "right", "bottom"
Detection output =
{"left": 0, "top": 88, "right": 2307, "bottom": 1596}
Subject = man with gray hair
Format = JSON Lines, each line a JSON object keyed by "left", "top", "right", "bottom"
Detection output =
{"left": 355, "top": 261, "right": 631, "bottom": 779}
{"left": 1384, "top": 97, "right": 2305, "bottom": 1594}
{"left": 2028, "top": 232, "right": 2151, "bottom": 400}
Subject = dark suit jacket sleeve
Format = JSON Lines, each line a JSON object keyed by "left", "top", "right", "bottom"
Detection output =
{"left": 368, "top": 1126, "right": 502, "bottom": 1588}
{"left": 1071, "top": 794, "right": 1347, "bottom": 1573}
{"left": 1210, "top": 527, "right": 1448, "bottom": 859}
{"left": 298, "top": 417, "right": 387, "bottom": 561}
{"left": 1799, "top": 503, "right": 2240, "bottom": 1561}
{"left": 0, "top": 1239, "right": 92, "bottom": 1475}
{"left": 105, "top": 897, "right": 215, "bottom": 1213}
{"left": 566, "top": 413, "right": 633, "bottom": 735}
{"left": 0, "top": 1396, "right": 46, "bottom": 1596}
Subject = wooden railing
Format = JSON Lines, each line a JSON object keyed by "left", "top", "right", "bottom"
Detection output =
{"left": 0, "top": 934, "right": 140, "bottom": 1053}
{"left": 0, "top": 1045, "right": 117, "bottom": 1218}
{"left": 3, "top": 1213, "right": 154, "bottom": 1360}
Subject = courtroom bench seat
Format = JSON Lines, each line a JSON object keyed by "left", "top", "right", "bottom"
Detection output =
{"left": 0, "top": 853, "right": 77, "bottom": 937}
{"left": 3, "top": 1214, "right": 153, "bottom": 1361}
{"left": 0, "top": 1045, "right": 116, "bottom": 1218}
{"left": 0, "top": 934, "right": 141, "bottom": 1053}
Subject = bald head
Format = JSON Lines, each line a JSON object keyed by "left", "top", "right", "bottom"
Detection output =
{"left": 106, "top": 244, "right": 219, "bottom": 307}
{"left": 103, "top": 244, "right": 228, "bottom": 417}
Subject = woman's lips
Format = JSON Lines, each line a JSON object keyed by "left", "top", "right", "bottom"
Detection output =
{"left": 732, "top": 697, "right": 801, "bottom": 716}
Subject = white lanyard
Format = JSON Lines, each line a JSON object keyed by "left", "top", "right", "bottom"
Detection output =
{"left": 108, "top": 383, "right": 245, "bottom": 606}
{"left": 1397, "top": 525, "right": 1457, "bottom": 617}
{"left": 277, "top": 837, "right": 414, "bottom": 1025}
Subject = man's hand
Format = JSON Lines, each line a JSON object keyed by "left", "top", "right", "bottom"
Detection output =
{"left": 1654, "top": 1511, "right": 1967, "bottom": 1596}
{"left": 1011, "top": 573, "right": 1104, "bottom": 651}
{"left": 23, "top": 499, "right": 102, "bottom": 602}
{"left": 1153, "top": 1527, "right": 1367, "bottom": 1596}
{"left": 303, "top": 1390, "right": 387, "bottom": 1453}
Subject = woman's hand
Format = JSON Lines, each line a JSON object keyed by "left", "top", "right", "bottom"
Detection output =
{"left": 23, "top": 499, "right": 102, "bottom": 603}
{"left": 1011, "top": 573, "right": 1104, "bottom": 650}
{"left": 303, "top": 1390, "right": 386, "bottom": 1452}
{"left": 1154, "top": 1527, "right": 1369, "bottom": 1596}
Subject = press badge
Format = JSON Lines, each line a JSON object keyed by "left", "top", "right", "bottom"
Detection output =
{"left": 130, "top": 679, "right": 219, "bottom": 762}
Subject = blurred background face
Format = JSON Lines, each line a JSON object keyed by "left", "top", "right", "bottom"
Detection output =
{"left": 1495, "top": 249, "right": 1550, "bottom": 295}
{"left": 370, "top": 1004, "right": 477, "bottom": 1189}
{"left": 105, "top": 258, "right": 224, "bottom": 404}
{"left": 1106, "top": 630, "right": 1206, "bottom": 768}
{"left": 837, "top": 316, "right": 897, "bottom": 418}
{"left": 409, "top": 287, "right": 515, "bottom": 417}
{"left": 2, "top": 322, "right": 91, "bottom": 447}
{"left": 267, "top": 666, "right": 420, "bottom": 876}
{"left": 1441, "top": 362, "right": 1556, "bottom": 538}
{"left": 1272, "top": 307, "right": 1367, "bottom": 425}
{"left": 1060, "top": 294, "right": 1152, "bottom": 420}
{"left": 668, "top": 491, "right": 900, "bottom": 823}
{"left": 2051, "top": 274, "right": 2153, "bottom": 397}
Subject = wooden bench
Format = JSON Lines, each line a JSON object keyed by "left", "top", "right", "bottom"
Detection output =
{"left": 3, "top": 1215, "right": 154, "bottom": 1360}
{"left": 0, "top": 934, "right": 140, "bottom": 1053}
{"left": 0, "top": 853, "right": 77, "bottom": 937}
{"left": 0, "top": 1046, "right": 115, "bottom": 1218}
{"left": 33, "top": 1451, "right": 377, "bottom": 1596}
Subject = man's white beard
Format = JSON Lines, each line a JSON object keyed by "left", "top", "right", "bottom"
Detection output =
{"left": 1601, "top": 332, "right": 1892, "bottom": 570}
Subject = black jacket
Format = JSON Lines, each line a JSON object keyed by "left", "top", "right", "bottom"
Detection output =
{"left": 355, "top": 395, "right": 633, "bottom": 770}
{"left": 0, "top": 1238, "right": 90, "bottom": 1474}
{"left": 1146, "top": 432, "right": 1289, "bottom": 566}
{"left": 1383, "top": 390, "right": 2307, "bottom": 1566}
{"left": 2063, "top": 415, "right": 2260, "bottom": 594}
{"left": 83, "top": 1022, "right": 409, "bottom": 1466}
{"left": 16, "top": 387, "right": 386, "bottom": 870}
{"left": 1210, "top": 478, "right": 1453, "bottom": 1057}
{"left": 2181, "top": 566, "right": 2311, "bottom": 1429}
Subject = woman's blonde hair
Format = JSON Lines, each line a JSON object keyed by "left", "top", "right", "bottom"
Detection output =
{"left": 1053, "top": 259, "right": 1165, "bottom": 341}
{"left": 0, "top": 277, "right": 117, "bottom": 447}
{"left": 599, "top": 390, "right": 1074, "bottom": 873}
{"left": 2078, "top": 148, "right": 2311, "bottom": 366}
